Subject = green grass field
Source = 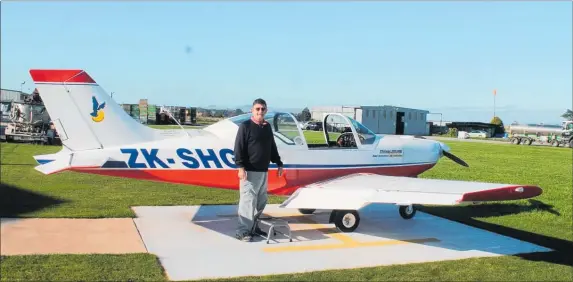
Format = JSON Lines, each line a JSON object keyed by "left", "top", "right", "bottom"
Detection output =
{"left": 1, "top": 136, "right": 572, "bottom": 281}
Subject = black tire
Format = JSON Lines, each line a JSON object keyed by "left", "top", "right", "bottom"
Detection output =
{"left": 298, "top": 209, "right": 315, "bottom": 214}
{"left": 552, "top": 140, "right": 559, "bottom": 147}
{"left": 569, "top": 139, "right": 573, "bottom": 148}
{"left": 399, "top": 205, "right": 417, "bottom": 219}
{"left": 330, "top": 210, "right": 360, "bottom": 232}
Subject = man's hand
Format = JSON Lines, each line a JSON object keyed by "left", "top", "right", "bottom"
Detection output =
{"left": 238, "top": 168, "right": 246, "bottom": 180}
{"left": 277, "top": 166, "right": 283, "bottom": 177}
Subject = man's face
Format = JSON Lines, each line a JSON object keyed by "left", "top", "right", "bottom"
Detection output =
{"left": 251, "top": 103, "right": 267, "bottom": 121}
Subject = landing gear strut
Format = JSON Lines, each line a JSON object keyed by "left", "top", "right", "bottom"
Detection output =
{"left": 329, "top": 210, "right": 360, "bottom": 232}
{"left": 327, "top": 205, "right": 417, "bottom": 233}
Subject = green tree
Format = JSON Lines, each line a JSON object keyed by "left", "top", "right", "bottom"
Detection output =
{"left": 561, "top": 109, "right": 573, "bottom": 120}
{"left": 490, "top": 116, "right": 505, "bottom": 134}
{"left": 301, "top": 107, "right": 311, "bottom": 121}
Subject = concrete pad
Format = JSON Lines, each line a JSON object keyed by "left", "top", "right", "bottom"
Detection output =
{"left": 0, "top": 218, "right": 147, "bottom": 255}
{"left": 132, "top": 204, "right": 551, "bottom": 281}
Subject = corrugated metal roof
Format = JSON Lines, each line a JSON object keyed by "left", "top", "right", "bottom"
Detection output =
{"left": 1, "top": 89, "right": 26, "bottom": 102}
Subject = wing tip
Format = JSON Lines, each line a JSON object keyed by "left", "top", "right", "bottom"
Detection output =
{"left": 460, "top": 185, "right": 543, "bottom": 202}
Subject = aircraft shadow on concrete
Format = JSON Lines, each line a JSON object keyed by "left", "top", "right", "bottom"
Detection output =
{"left": 0, "top": 183, "right": 68, "bottom": 217}
{"left": 188, "top": 203, "right": 563, "bottom": 261}
{"left": 419, "top": 201, "right": 572, "bottom": 267}
{"left": 420, "top": 199, "right": 561, "bottom": 218}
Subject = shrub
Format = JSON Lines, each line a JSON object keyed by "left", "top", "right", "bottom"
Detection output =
{"left": 446, "top": 128, "right": 458, "bottom": 138}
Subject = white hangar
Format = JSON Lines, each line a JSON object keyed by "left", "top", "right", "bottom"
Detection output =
{"left": 310, "top": 105, "right": 430, "bottom": 136}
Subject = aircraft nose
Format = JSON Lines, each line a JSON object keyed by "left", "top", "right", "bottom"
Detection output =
{"left": 438, "top": 141, "right": 450, "bottom": 153}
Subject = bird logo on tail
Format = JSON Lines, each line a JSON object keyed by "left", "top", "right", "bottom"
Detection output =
{"left": 90, "top": 96, "right": 106, "bottom": 122}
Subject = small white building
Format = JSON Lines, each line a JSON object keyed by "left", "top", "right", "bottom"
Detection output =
{"left": 310, "top": 105, "right": 361, "bottom": 121}
{"left": 310, "top": 105, "right": 430, "bottom": 136}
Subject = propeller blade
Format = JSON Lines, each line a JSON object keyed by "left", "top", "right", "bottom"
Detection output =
{"left": 442, "top": 151, "right": 469, "bottom": 167}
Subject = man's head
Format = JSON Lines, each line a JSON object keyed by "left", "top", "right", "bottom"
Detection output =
{"left": 251, "top": 98, "right": 267, "bottom": 122}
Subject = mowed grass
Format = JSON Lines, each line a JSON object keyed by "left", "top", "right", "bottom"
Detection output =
{"left": 1, "top": 133, "right": 572, "bottom": 281}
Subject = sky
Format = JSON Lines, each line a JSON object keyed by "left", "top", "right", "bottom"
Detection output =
{"left": 1, "top": 1, "right": 571, "bottom": 125}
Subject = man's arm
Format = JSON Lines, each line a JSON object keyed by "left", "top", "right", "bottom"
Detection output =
{"left": 234, "top": 124, "right": 247, "bottom": 168}
{"left": 270, "top": 133, "right": 283, "bottom": 167}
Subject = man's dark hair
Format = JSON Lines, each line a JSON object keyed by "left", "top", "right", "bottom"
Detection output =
{"left": 253, "top": 98, "right": 267, "bottom": 106}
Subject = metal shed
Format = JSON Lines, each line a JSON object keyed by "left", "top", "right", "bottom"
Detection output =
{"left": 359, "top": 106, "right": 429, "bottom": 135}
{"left": 310, "top": 105, "right": 430, "bottom": 136}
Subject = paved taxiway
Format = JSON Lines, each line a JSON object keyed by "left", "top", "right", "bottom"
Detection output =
{"left": 131, "top": 204, "right": 550, "bottom": 281}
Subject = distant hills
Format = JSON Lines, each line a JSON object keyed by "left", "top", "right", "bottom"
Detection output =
{"left": 201, "top": 104, "right": 304, "bottom": 114}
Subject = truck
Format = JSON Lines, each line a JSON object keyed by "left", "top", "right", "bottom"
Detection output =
{"left": 507, "top": 121, "right": 573, "bottom": 148}
{"left": 0, "top": 92, "right": 60, "bottom": 145}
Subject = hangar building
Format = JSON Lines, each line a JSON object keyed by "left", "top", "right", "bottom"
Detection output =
{"left": 310, "top": 105, "right": 430, "bottom": 136}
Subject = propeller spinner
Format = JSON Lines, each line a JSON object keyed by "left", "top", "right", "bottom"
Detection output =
{"left": 414, "top": 136, "right": 469, "bottom": 167}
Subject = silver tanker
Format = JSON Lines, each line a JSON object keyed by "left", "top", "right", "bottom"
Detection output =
{"left": 507, "top": 121, "right": 573, "bottom": 147}
{"left": 507, "top": 124, "right": 564, "bottom": 135}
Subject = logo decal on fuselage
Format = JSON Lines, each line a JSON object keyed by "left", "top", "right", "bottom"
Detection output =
{"left": 373, "top": 149, "right": 403, "bottom": 158}
{"left": 90, "top": 96, "right": 106, "bottom": 122}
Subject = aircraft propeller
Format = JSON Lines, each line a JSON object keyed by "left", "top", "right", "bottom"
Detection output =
{"left": 441, "top": 150, "right": 469, "bottom": 167}
{"left": 414, "top": 136, "right": 469, "bottom": 167}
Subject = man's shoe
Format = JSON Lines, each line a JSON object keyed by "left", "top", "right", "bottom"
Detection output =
{"left": 236, "top": 233, "right": 252, "bottom": 242}
{"left": 253, "top": 227, "right": 267, "bottom": 237}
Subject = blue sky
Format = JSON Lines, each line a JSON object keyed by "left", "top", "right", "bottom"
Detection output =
{"left": 1, "top": 1, "right": 571, "bottom": 124}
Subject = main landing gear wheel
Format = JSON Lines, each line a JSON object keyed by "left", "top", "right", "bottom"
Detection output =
{"left": 330, "top": 210, "right": 360, "bottom": 232}
{"left": 399, "top": 205, "right": 416, "bottom": 219}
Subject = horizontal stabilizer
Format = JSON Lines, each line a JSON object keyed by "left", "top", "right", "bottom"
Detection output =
{"left": 34, "top": 150, "right": 112, "bottom": 175}
{"left": 35, "top": 158, "right": 70, "bottom": 175}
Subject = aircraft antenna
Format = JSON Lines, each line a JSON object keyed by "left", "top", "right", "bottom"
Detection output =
{"left": 160, "top": 105, "right": 191, "bottom": 138}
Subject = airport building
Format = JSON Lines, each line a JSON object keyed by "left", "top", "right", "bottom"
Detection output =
{"left": 310, "top": 105, "right": 430, "bottom": 136}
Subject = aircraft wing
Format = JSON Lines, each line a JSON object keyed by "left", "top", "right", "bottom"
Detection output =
{"left": 279, "top": 173, "right": 543, "bottom": 210}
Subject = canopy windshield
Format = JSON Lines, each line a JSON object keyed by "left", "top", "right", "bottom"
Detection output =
{"left": 228, "top": 112, "right": 306, "bottom": 146}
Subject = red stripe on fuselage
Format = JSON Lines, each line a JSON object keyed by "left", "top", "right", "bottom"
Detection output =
{"left": 70, "top": 163, "right": 435, "bottom": 196}
{"left": 29, "top": 69, "right": 96, "bottom": 84}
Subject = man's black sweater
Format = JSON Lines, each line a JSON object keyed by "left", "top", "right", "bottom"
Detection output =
{"left": 234, "top": 119, "right": 283, "bottom": 172}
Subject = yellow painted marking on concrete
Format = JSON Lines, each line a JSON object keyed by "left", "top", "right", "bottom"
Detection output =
{"left": 285, "top": 212, "right": 360, "bottom": 244}
{"left": 329, "top": 233, "right": 360, "bottom": 245}
{"left": 262, "top": 237, "right": 440, "bottom": 253}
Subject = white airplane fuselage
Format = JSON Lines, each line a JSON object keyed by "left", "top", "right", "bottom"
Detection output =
{"left": 37, "top": 118, "right": 443, "bottom": 196}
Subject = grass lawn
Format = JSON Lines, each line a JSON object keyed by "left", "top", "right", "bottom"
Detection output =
{"left": 1, "top": 134, "right": 572, "bottom": 281}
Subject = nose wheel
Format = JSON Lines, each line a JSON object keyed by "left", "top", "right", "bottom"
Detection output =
{"left": 399, "top": 204, "right": 417, "bottom": 219}
{"left": 329, "top": 210, "right": 360, "bottom": 232}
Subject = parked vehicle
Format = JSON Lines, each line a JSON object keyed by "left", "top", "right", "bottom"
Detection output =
{"left": 467, "top": 130, "right": 489, "bottom": 138}
{"left": 508, "top": 121, "right": 573, "bottom": 147}
{"left": 304, "top": 121, "right": 323, "bottom": 131}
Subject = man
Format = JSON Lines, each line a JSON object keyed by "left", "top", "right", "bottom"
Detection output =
{"left": 233, "top": 98, "right": 284, "bottom": 242}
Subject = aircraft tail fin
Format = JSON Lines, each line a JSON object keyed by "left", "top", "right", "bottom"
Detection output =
{"left": 29, "top": 69, "right": 158, "bottom": 152}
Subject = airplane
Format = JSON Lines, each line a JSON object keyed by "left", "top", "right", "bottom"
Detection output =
{"left": 29, "top": 69, "right": 543, "bottom": 233}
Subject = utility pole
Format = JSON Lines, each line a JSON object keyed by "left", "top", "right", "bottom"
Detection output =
{"left": 493, "top": 89, "right": 496, "bottom": 118}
